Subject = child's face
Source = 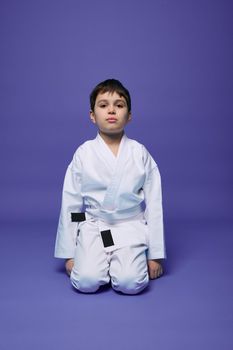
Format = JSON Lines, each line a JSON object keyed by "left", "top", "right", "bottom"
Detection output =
{"left": 90, "top": 91, "right": 131, "bottom": 136}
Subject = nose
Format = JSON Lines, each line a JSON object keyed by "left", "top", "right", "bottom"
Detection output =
{"left": 108, "top": 104, "right": 116, "bottom": 114}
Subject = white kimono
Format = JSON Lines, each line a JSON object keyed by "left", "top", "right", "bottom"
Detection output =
{"left": 55, "top": 133, "right": 166, "bottom": 262}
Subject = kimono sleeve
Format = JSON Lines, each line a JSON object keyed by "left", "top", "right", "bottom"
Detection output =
{"left": 142, "top": 147, "right": 166, "bottom": 260}
{"left": 54, "top": 150, "right": 83, "bottom": 258}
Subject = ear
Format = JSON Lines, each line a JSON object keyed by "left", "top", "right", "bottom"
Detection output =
{"left": 127, "top": 112, "right": 132, "bottom": 123}
{"left": 90, "top": 110, "right": 96, "bottom": 124}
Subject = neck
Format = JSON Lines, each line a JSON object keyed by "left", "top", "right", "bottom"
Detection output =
{"left": 98, "top": 130, "right": 124, "bottom": 145}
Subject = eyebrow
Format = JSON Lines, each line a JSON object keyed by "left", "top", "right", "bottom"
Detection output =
{"left": 97, "top": 99, "right": 126, "bottom": 104}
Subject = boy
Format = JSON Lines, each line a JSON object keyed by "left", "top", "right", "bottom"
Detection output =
{"left": 54, "top": 79, "right": 166, "bottom": 294}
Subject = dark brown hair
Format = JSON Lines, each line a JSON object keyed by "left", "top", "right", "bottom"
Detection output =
{"left": 90, "top": 79, "right": 131, "bottom": 112}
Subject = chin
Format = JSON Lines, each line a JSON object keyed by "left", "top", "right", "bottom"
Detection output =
{"left": 101, "top": 128, "right": 123, "bottom": 135}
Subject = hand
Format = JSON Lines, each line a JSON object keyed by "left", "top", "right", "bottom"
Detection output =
{"left": 65, "top": 258, "right": 74, "bottom": 276}
{"left": 147, "top": 259, "right": 163, "bottom": 279}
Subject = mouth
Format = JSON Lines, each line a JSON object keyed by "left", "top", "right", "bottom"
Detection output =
{"left": 106, "top": 118, "right": 117, "bottom": 123}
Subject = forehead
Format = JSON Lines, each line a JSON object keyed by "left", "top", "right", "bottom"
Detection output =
{"left": 95, "top": 91, "right": 126, "bottom": 102}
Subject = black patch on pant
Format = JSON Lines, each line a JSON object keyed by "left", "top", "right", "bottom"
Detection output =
{"left": 100, "top": 230, "right": 114, "bottom": 248}
{"left": 71, "top": 212, "right": 86, "bottom": 222}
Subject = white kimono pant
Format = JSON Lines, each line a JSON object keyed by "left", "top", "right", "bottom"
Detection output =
{"left": 70, "top": 219, "right": 149, "bottom": 295}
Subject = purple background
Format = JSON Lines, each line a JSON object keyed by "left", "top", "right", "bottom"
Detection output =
{"left": 1, "top": 1, "right": 232, "bottom": 349}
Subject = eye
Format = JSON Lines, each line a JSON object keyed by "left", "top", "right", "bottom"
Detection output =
{"left": 117, "top": 104, "right": 124, "bottom": 108}
{"left": 99, "top": 104, "right": 107, "bottom": 108}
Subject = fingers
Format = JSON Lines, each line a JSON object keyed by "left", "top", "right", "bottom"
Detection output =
{"left": 148, "top": 263, "right": 163, "bottom": 279}
{"left": 150, "top": 267, "right": 163, "bottom": 279}
{"left": 157, "top": 265, "right": 163, "bottom": 278}
{"left": 65, "top": 259, "right": 74, "bottom": 276}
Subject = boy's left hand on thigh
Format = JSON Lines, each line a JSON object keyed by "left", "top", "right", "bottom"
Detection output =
{"left": 147, "top": 259, "right": 163, "bottom": 279}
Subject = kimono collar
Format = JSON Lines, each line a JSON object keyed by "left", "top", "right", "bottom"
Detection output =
{"left": 96, "top": 132, "right": 128, "bottom": 159}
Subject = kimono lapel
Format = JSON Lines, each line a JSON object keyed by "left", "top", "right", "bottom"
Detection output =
{"left": 100, "top": 133, "right": 131, "bottom": 211}
{"left": 96, "top": 133, "right": 117, "bottom": 174}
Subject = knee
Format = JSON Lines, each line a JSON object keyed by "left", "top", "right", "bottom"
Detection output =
{"left": 111, "top": 272, "right": 149, "bottom": 295}
{"left": 70, "top": 269, "right": 101, "bottom": 293}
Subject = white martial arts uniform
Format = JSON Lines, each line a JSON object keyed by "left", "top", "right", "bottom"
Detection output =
{"left": 55, "top": 133, "right": 166, "bottom": 294}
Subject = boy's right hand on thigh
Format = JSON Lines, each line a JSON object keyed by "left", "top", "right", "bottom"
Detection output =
{"left": 65, "top": 259, "right": 74, "bottom": 276}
